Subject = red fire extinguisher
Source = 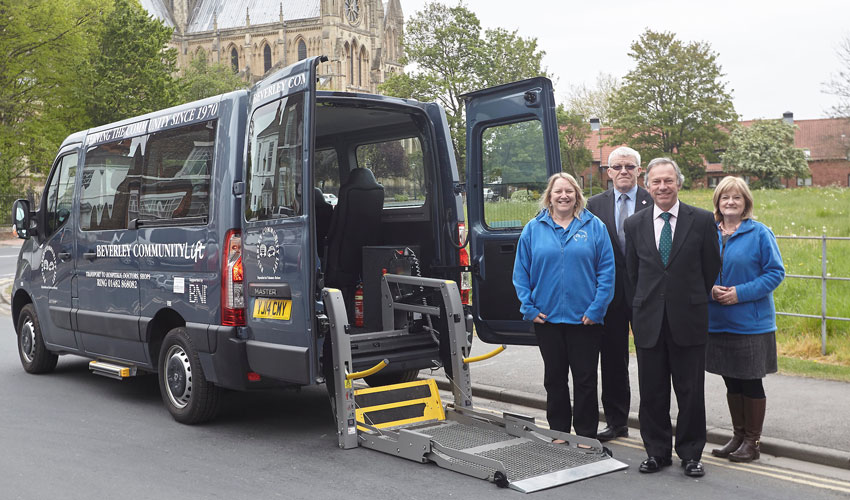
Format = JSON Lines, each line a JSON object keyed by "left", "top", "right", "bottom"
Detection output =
{"left": 354, "top": 282, "right": 364, "bottom": 327}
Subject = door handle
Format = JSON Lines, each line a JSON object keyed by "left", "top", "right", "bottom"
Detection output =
{"left": 58, "top": 252, "right": 72, "bottom": 261}
{"left": 83, "top": 252, "right": 97, "bottom": 260}
{"left": 499, "top": 244, "right": 516, "bottom": 253}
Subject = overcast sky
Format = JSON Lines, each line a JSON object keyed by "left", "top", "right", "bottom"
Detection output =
{"left": 398, "top": 0, "right": 849, "bottom": 121}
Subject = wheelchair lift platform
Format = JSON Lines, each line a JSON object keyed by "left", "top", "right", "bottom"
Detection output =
{"left": 323, "top": 275, "right": 627, "bottom": 493}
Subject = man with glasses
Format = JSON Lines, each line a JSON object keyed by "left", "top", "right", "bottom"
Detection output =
{"left": 586, "top": 146, "right": 652, "bottom": 441}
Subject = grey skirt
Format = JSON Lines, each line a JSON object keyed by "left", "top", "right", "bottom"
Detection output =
{"left": 705, "top": 331, "right": 778, "bottom": 379}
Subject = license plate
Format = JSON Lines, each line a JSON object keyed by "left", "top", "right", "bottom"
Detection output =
{"left": 253, "top": 298, "right": 292, "bottom": 320}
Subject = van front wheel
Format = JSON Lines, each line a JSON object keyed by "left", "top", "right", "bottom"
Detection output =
{"left": 17, "top": 304, "right": 58, "bottom": 374}
{"left": 158, "top": 327, "right": 220, "bottom": 424}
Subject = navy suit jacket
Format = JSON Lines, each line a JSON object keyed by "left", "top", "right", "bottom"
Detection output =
{"left": 624, "top": 201, "right": 721, "bottom": 349}
{"left": 587, "top": 186, "right": 653, "bottom": 313}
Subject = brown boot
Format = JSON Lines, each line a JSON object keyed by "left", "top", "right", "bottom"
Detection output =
{"left": 729, "top": 396, "right": 766, "bottom": 463}
{"left": 712, "top": 393, "right": 745, "bottom": 458}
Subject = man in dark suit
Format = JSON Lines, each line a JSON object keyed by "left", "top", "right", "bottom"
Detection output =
{"left": 586, "top": 146, "right": 652, "bottom": 442}
{"left": 624, "top": 158, "right": 721, "bottom": 478}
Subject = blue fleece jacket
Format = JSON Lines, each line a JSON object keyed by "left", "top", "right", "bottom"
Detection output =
{"left": 512, "top": 208, "right": 615, "bottom": 325}
{"left": 708, "top": 219, "right": 785, "bottom": 334}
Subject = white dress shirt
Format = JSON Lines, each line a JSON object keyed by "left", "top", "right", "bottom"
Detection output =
{"left": 652, "top": 201, "right": 680, "bottom": 250}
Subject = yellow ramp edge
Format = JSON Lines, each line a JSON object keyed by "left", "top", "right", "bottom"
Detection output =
{"left": 355, "top": 378, "right": 445, "bottom": 430}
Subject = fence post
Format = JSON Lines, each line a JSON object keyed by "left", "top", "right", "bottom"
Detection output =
{"left": 821, "top": 233, "right": 827, "bottom": 356}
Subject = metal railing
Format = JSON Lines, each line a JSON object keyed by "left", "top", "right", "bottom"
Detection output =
{"left": 775, "top": 234, "right": 850, "bottom": 355}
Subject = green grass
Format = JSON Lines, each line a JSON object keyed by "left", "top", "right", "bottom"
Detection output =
{"left": 484, "top": 186, "right": 850, "bottom": 375}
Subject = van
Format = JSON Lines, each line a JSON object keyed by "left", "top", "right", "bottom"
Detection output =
{"left": 11, "top": 57, "right": 563, "bottom": 423}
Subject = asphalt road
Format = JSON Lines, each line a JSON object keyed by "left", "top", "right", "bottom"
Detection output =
{"left": 1, "top": 314, "right": 849, "bottom": 499}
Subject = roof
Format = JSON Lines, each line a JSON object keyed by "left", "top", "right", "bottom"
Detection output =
{"left": 141, "top": 1, "right": 320, "bottom": 33}
{"left": 580, "top": 117, "right": 850, "bottom": 172}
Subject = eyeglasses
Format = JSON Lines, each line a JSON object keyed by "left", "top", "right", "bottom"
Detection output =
{"left": 609, "top": 164, "right": 638, "bottom": 171}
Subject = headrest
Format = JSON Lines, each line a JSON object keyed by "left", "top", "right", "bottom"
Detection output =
{"left": 344, "top": 168, "right": 381, "bottom": 189}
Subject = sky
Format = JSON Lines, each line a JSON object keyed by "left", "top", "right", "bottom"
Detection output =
{"left": 398, "top": 0, "right": 849, "bottom": 121}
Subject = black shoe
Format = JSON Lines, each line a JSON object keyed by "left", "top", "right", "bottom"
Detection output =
{"left": 639, "top": 456, "right": 672, "bottom": 473}
{"left": 681, "top": 459, "right": 705, "bottom": 477}
{"left": 597, "top": 425, "right": 629, "bottom": 442}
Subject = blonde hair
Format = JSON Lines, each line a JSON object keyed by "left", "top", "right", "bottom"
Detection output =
{"left": 712, "top": 176, "right": 754, "bottom": 222}
{"left": 539, "top": 172, "right": 585, "bottom": 217}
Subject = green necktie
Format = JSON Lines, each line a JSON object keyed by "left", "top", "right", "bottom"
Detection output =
{"left": 659, "top": 212, "right": 672, "bottom": 266}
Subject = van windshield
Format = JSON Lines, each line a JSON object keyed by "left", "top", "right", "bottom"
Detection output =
{"left": 245, "top": 92, "right": 305, "bottom": 222}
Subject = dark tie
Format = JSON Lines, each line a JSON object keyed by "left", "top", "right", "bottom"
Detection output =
{"left": 659, "top": 212, "right": 672, "bottom": 266}
{"left": 617, "top": 193, "right": 629, "bottom": 252}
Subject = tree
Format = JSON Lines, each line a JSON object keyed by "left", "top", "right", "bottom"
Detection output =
{"left": 823, "top": 34, "right": 850, "bottom": 118}
{"left": 77, "top": 0, "right": 179, "bottom": 127}
{"left": 379, "top": 1, "right": 547, "bottom": 176}
{"left": 0, "top": 0, "right": 101, "bottom": 194}
{"left": 556, "top": 105, "right": 592, "bottom": 179}
{"left": 566, "top": 72, "right": 619, "bottom": 123}
{"left": 178, "top": 50, "right": 249, "bottom": 102}
{"left": 607, "top": 30, "right": 738, "bottom": 186}
{"left": 721, "top": 120, "right": 809, "bottom": 188}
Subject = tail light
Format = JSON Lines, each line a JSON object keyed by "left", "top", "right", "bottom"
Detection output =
{"left": 222, "top": 229, "right": 245, "bottom": 326}
{"left": 458, "top": 223, "right": 471, "bottom": 305}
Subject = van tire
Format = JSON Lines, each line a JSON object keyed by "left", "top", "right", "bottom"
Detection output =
{"left": 17, "top": 304, "right": 58, "bottom": 374}
{"left": 364, "top": 369, "right": 419, "bottom": 387}
{"left": 158, "top": 327, "right": 220, "bottom": 424}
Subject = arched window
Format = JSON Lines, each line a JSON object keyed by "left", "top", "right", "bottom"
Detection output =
{"left": 349, "top": 42, "right": 356, "bottom": 85}
{"left": 359, "top": 47, "right": 367, "bottom": 87}
{"left": 230, "top": 47, "right": 239, "bottom": 73}
{"left": 298, "top": 39, "right": 307, "bottom": 61}
{"left": 263, "top": 44, "right": 272, "bottom": 72}
{"left": 195, "top": 47, "right": 207, "bottom": 63}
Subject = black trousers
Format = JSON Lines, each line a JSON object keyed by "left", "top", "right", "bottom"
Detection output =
{"left": 600, "top": 304, "right": 631, "bottom": 428}
{"left": 635, "top": 315, "right": 706, "bottom": 461}
{"left": 534, "top": 322, "right": 602, "bottom": 438}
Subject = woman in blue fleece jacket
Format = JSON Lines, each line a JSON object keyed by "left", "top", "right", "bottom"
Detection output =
{"left": 707, "top": 176, "right": 785, "bottom": 464}
{"left": 513, "top": 172, "right": 614, "bottom": 440}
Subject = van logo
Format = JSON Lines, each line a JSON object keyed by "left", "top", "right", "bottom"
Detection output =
{"left": 41, "top": 246, "right": 57, "bottom": 287}
{"left": 257, "top": 226, "right": 280, "bottom": 275}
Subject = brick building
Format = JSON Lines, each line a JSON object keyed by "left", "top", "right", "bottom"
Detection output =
{"left": 579, "top": 114, "right": 850, "bottom": 190}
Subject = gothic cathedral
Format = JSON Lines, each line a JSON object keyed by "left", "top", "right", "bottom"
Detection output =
{"left": 140, "top": 0, "right": 404, "bottom": 93}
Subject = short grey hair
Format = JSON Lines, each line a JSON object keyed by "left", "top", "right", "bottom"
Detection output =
{"left": 607, "top": 146, "right": 641, "bottom": 167}
{"left": 645, "top": 157, "right": 685, "bottom": 186}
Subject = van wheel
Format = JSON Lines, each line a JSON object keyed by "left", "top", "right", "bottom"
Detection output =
{"left": 364, "top": 369, "right": 419, "bottom": 388}
{"left": 158, "top": 327, "right": 220, "bottom": 424}
{"left": 17, "top": 304, "right": 58, "bottom": 374}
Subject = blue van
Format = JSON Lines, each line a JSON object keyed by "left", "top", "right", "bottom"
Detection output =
{"left": 11, "top": 57, "right": 563, "bottom": 423}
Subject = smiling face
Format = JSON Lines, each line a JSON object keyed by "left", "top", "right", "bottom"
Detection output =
{"left": 609, "top": 154, "right": 642, "bottom": 193}
{"left": 718, "top": 189, "right": 745, "bottom": 221}
{"left": 646, "top": 162, "right": 680, "bottom": 211}
{"left": 549, "top": 177, "right": 576, "bottom": 219}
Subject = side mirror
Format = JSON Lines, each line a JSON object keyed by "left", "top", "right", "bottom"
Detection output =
{"left": 12, "top": 199, "right": 34, "bottom": 239}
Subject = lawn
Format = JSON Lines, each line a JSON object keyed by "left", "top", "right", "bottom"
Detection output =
{"left": 484, "top": 186, "right": 850, "bottom": 378}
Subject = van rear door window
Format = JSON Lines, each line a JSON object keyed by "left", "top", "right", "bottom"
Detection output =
{"left": 355, "top": 137, "right": 425, "bottom": 208}
{"left": 246, "top": 93, "right": 304, "bottom": 221}
{"left": 80, "top": 138, "right": 144, "bottom": 231}
{"left": 140, "top": 120, "right": 216, "bottom": 222}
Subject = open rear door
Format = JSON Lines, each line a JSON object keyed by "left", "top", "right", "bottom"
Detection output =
{"left": 241, "top": 56, "right": 321, "bottom": 384}
{"left": 464, "top": 78, "right": 561, "bottom": 345}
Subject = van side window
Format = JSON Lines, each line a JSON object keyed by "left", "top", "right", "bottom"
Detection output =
{"left": 141, "top": 121, "right": 216, "bottom": 221}
{"left": 355, "top": 137, "right": 424, "bottom": 208}
{"left": 246, "top": 93, "right": 304, "bottom": 221}
{"left": 44, "top": 153, "right": 78, "bottom": 238}
{"left": 80, "top": 138, "right": 144, "bottom": 231}
{"left": 480, "top": 120, "right": 547, "bottom": 229}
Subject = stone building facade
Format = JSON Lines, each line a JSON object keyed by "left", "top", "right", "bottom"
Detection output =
{"left": 140, "top": 0, "right": 404, "bottom": 93}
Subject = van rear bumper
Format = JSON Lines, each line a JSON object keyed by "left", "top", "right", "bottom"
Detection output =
{"left": 197, "top": 325, "right": 253, "bottom": 390}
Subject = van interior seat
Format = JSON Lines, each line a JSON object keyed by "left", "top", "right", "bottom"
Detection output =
{"left": 324, "top": 168, "right": 384, "bottom": 314}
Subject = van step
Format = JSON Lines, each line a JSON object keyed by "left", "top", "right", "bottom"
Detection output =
{"left": 89, "top": 360, "right": 137, "bottom": 380}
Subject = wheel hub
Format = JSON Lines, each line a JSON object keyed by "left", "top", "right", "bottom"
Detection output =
{"left": 20, "top": 320, "right": 35, "bottom": 363}
{"left": 164, "top": 345, "right": 192, "bottom": 409}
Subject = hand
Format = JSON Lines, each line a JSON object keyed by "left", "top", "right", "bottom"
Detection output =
{"left": 532, "top": 312, "right": 547, "bottom": 324}
{"left": 581, "top": 315, "right": 596, "bottom": 325}
{"left": 711, "top": 285, "right": 727, "bottom": 301}
{"left": 715, "top": 286, "right": 739, "bottom": 305}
